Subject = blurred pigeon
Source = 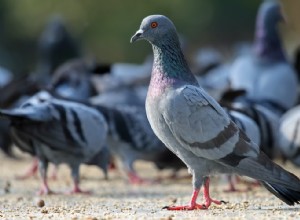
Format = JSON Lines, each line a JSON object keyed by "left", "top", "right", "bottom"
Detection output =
{"left": 131, "top": 14, "right": 300, "bottom": 210}
{"left": 196, "top": 64, "right": 231, "bottom": 101}
{"left": 50, "top": 58, "right": 98, "bottom": 101}
{"left": 278, "top": 105, "right": 300, "bottom": 166}
{"left": 15, "top": 58, "right": 107, "bottom": 180}
{"left": 33, "top": 15, "right": 81, "bottom": 84}
{"left": 229, "top": 0, "right": 298, "bottom": 115}
{"left": 90, "top": 85, "right": 147, "bottom": 108}
{"left": 0, "top": 91, "right": 108, "bottom": 194}
{"left": 0, "top": 74, "right": 41, "bottom": 157}
{"left": 221, "top": 92, "right": 281, "bottom": 160}
{"left": 91, "top": 55, "right": 152, "bottom": 93}
{"left": 94, "top": 104, "right": 185, "bottom": 183}
{"left": 0, "top": 66, "right": 12, "bottom": 87}
{"left": 193, "top": 47, "right": 222, "bottom": 76}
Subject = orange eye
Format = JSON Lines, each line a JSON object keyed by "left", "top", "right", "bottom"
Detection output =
{"left": 151, "top": 22, "right": 158, "bottom": 28}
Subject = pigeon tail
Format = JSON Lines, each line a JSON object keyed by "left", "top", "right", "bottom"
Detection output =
{"left": 0, "top": 109, "right": 31, "bottom": 121}
{"left": 261, "top": 181, "right": 300, "bottom": 206}
{"left": 0, "top": 109, "right": 46, "bottom": 122}
{"left": 234, "top": 152, "right": 300, "bottom": 192}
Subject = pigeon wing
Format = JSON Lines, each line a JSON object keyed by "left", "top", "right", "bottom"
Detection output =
{"left": 162, "top": 85, "right": 259, "bottom": 161}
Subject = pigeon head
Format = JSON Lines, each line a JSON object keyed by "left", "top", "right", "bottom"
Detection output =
{"left": 131, "top": 15, "right": 179, "bottom": 47}
{"left": 257, "top": 0, "right": 283, "bottom": 27}
{"left": 131, "top": 15, "right": 196, "bottom": 84}
{"left": 254, "top": 0, "right": 285, "bottom": 60}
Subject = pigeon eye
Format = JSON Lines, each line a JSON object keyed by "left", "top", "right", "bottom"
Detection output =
{"left": 151, "top": 22, "right": 158, "bottom": 28}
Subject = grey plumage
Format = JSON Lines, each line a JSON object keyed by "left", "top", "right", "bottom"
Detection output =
{"left": 131, "top": 14, "right": 300, "bottom": 208}
{"left": 222, "top": 100, "right": 280, "bottom": 159}
{"left": 229, "top": 0, "right": 298, "bottom": 115}
{"left": 0, "top": 91, "right": 108, "bottom": 194}
{"left": 94, "top": 104, "right": 185, "bottom": 182}
{"left": 278, "top": 105, "right": 300, "bottom": 166}
{"left": 50, "top": 58, "right": 97, "bottom": 101}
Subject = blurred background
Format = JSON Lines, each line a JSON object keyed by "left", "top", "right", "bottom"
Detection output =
{"left": 0, "top": 0, "right": 298, "bottom": 74}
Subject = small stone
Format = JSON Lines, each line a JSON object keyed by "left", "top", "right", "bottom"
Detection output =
{"left": 37, "top": 199, "right": 45, "bottom": 208}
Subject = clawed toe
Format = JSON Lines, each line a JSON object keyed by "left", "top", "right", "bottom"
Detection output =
{"left": 162, "top": 203, "right": 207, "bottom": 211}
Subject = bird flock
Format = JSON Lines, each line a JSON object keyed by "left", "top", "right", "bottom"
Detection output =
{"left": 1, "top": 0, "right": 300, "bottom": 212}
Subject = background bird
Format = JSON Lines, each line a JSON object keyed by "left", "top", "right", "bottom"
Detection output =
{"left": 278, "top": 105, "right": 300, "bottom": 166}
{"left": 50, "top": 58, "right": 98, "bottom": 101}
{"left": 93, "top": 103, "right": 186, "bottom": 184}
{"left": 131, "top": 14, "right": 300, "bottom": 210}
{"left": 229, "top": 0, "right": 298, "bottom": 116}
{"left": 0, "top": 91, "right": 108, "bottom": 194}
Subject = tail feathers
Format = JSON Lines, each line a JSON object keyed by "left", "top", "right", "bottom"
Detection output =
{"left": 0, "top": 109, "right": 32, "bottom": 121}
{"left": 235, "top": 152, "right": 300, "bottom": 191}
{"left": 0, "top": 109, "right": 49, "bottom": 122}
{"left": 262, "top": 181, "right": 300, "bottom": 206}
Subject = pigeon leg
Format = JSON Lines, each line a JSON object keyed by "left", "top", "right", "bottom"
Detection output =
{"left": 224, "top": 175, "right": 236, "bottom": 192}
{"left": 163, "top": 188, "right": 206, "bottom": 210}
{"left": 15, "top": 158, "right": 39, "bottom": 180}
{"left": 127, "top": 171, "right": 159, "bottom": 185}
{"left": 49, "top": 165, "right": 58, "bottom": 180}
{"left": 128, "top": 171, "right": 147, "bottom": 184}
{"left": 37, "top": 159, "right": 55, "bottom": 195}
{"left": 203, "top": 177, "right": 226, "bottom": 208}
{"left": 67, "top": 165, "right": 91, "bottom": 194}
{"left": 224, "top": 175, "right": 255, "bottom": 192}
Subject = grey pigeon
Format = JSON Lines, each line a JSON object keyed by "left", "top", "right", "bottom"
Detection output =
{"left": 94, "top": 104, "right": 185, "bottom": 183}
{"left": 278, "top": 105, "right": 300, "bottom": 166}
{"left": 91, "top": 55, "right": 152, "bottom": 94}
{"left": 50, "top": 58, "right": 98, "bottom": 101}
{"left": 131, "top": 14, "right": 300, "bottom": 210}
{"left": 221, "top": 98, "right": 280, "bottom": 160}
{"left": 0, "top": 91, "right": 108, "bottom": 194}
{"left": 229, "top": 0, "right": 298, "bottom": 115}
{"left": 33, "top": 15, "right": 81, "bottom": 85}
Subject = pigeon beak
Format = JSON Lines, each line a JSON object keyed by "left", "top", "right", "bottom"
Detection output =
{"left": 130, "top": 30, "right": 144, "bottom": 43}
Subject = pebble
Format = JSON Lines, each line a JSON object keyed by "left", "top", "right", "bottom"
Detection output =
{"left": 37, "top": 199, "right": 45, "bottom": 208}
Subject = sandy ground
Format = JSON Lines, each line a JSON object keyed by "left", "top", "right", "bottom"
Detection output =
{"left": 1, "top": 151, "right": 300, "bottom": 220}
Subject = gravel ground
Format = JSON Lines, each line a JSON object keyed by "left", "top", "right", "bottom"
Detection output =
{"left": 1, "top": 151, "right": 300, "bottom": 220}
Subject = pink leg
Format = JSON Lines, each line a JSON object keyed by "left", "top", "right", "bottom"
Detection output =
{"left": 224, "top": 175, "right": 239, "bottom": 192}
{"left": 37, "top": 161, "right": 55, "bottom": 195}
{"left": 127, "top": 171, "right": 159, "bottom": 185}
{"left": 224, "top": 175, "right": 256, "bottom": 193}
{"left": 66, "top": 177, "right": 92, "bottom": 195}
{"left": 163, "top": 189, "right": 206, "bottom": 210}
{"left": 203, "top": 177, "right": 226, "bottom": 207}
{"left": 49, "top": 165, "right": 58, "bottom": 181}
{"left": 15, "top": 158, "right": 38, "bottom": 180}
{"left": 37, "top": 177, "right": 55, "bottom": 195}
{"left": 128, "top": 171, "right": 146, "bottom": 184}
{"left": 163, "top": 177, "right": 226, "bottom": 211}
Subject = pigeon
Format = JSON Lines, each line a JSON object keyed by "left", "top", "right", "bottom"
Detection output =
{"left": 278, "top": 105, "right": 300, "bottom": 166}
{"left": 131, "top": 14, "right": 300, "bottom": 210}
{"left": 33, "top": 15, "right": 81, "bottom": 85}
{"left": 90, "top": 85, "right": 147, "bottom": 108}
{"left": 229, "top": 0, "right": 298, "bottom": 115}
{"left": 91, "top": 55, "right": 152, "bottom": 94}
{"left": 50, "top": 58, "right": 98, "bottom": 101}
{"left": 221, "top": 95, "right": 280, "bottom": 160}
{"left": 93, "top": 104, "right": 185, "bottom": 183}
{"left": 193, "top": 47, "right": 223, "bottom": 76}
{"left": 0, "top": 91, "right": 108, "bottom": 194}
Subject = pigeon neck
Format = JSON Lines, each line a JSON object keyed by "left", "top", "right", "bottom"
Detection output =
{"left": 253, "top": 14, "right": 285, "bottom": 61}
{"left": 151, "top": 42, "right": 196, "bottom": 84}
